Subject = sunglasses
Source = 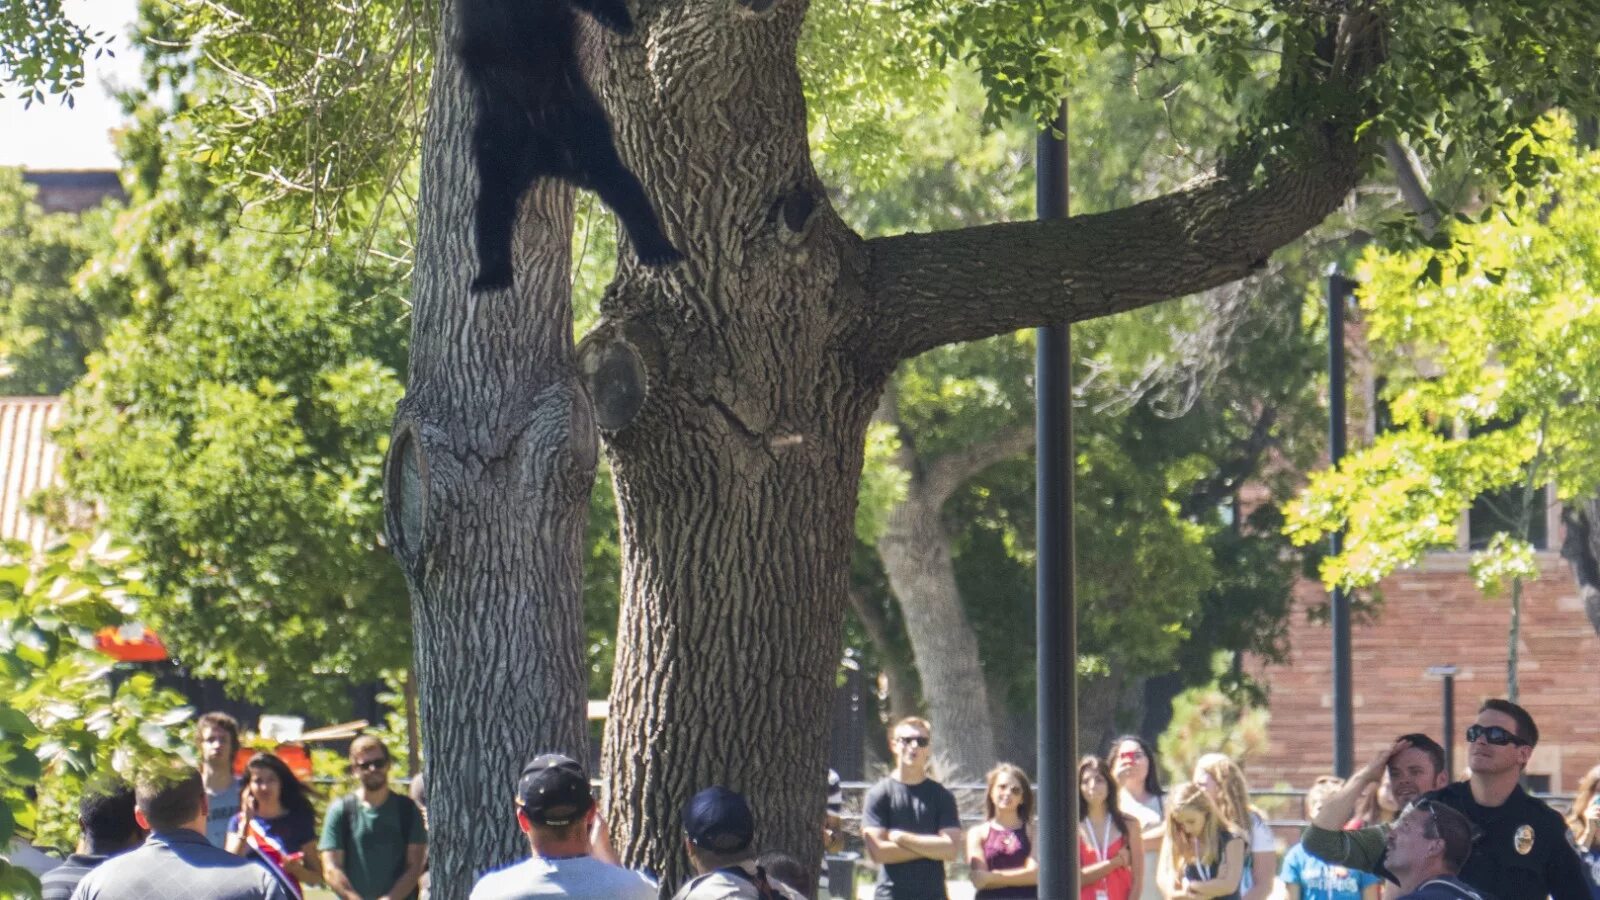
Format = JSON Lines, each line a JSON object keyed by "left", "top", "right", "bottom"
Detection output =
{"left": 1465, "top": 724, "right": 1528, "bottom": 747}
{"left": 354, "top": 757, "right": 390, "bottom": 772}
{"left": 895, "top": 736, "right": 930, "bottom": 748}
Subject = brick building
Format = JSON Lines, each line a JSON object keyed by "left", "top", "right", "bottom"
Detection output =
{"left": 1248, "top": 547, "right": 1600, "bottom": 796}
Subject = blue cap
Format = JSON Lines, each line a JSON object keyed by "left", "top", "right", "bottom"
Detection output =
{"left": 682, "top": 786, "right": 755, "bottom": 853}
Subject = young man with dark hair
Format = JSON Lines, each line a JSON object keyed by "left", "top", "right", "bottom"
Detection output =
{"left": 198, "top": 710, "right": 245, "bottom": 847}
{"left": 1303, "top": 700, "right": 1587, "bottom": 900}
{"left": 468, "top": 753, "right": 655, "bottom": 899}
{"left": 38, "top": 781, "right": 145, "bottom": 900}
{"left": 862, "top": 716, "right": 962, "bottom": 900}
{"left": 70, "top": 763, "right": 294, "bottom": 899}
{"left": 1383, "top": 801, "right": 1483, "bottom": 900}
{"left": 320, "top": 736, "right": 428, "bottom": 900}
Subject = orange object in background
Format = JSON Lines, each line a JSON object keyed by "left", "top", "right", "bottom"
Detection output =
{"left": 233, "top": 743, "right": 314, "bottom": 780}
{"left": 93, "top": 625, "right": 168, "bottom": 662}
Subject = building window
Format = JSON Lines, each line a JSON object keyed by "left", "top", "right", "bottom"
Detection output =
{"left": 1467, "top": 483, "right": 1549, "bottom": 551}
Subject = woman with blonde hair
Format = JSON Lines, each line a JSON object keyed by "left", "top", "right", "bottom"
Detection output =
{"left": 967, "top": 762, "right": 1039, "bottom": 898}
{"left": 1079, "top": 755, "right": 1144, "bottom": 900}
{"left": 1566, "top": 763, "right": 1600, "bottom": 900}
{"left": 1193, "top": 753, "right": 1274, "bottom": 900}
{"left": 1157, "top": 782, "right": 1245, "bottom": 900}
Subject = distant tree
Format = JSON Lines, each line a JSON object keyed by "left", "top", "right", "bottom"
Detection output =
{"left": 1287, "top": 118, "right": 1600, "bottom": 701}
{"left": 50, "top": 107, "right": 414, "bottom": 716}
{"left": 0, "top": 169, "right": 121, "bottom": 395}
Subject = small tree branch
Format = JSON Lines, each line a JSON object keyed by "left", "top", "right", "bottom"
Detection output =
{"left": 1383, "top": 137, "right": 1441, "bottom": 234}
{"left": 923, "top": 424, "right": 1036, "bottom": 507}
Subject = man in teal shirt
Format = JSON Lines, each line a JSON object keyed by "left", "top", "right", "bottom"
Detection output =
{"left": 320, "top": 736, "right": 428, "bottom": 900}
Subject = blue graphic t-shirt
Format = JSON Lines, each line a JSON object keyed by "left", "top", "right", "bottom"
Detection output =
{"left": 1282, "top": 842, "right": 1383, "bottom": 900}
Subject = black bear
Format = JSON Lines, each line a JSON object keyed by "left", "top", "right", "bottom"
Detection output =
{"left": 458, "top": 0, "right": 683, "bottom": 292}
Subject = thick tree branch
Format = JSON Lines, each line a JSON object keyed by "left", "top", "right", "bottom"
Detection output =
{"left": 923, "top": 424, "right": 1035, "bottom": 507}
{"left": 858, "top": 13, "right": 1383, "bottom": 366}
{"left": 862, "top": 139, "right": 1364, "bottom": 363}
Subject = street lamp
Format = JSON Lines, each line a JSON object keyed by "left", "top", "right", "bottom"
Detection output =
{"left": 1425, "top": 664, "right": 1459, "bottom": 776}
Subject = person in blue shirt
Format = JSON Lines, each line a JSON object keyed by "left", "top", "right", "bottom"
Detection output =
{"left": 1282, "top": 777, "right": 1382, "bottom": 900}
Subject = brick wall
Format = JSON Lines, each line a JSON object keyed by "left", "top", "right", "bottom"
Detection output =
{"left": 1246, "top": 551, "right": 1600, "bottom": 795}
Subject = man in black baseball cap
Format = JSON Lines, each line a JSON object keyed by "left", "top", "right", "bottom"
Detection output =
{"left": 467, "top": 754, "right": 655, "bottom": 899}
{"left": 672, "top": 786, "right": 802, "bottom": 900}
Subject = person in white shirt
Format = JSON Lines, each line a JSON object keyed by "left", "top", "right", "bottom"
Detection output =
{"left": 468, "top": 753, "right": 655, "bottom": 900}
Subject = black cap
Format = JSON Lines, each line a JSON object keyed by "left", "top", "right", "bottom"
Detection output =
{"left": 516, "top": 754, "right": 594, "bottom": 827}
{"left": 683, "top": 786, "right": 755, "bottom": 854}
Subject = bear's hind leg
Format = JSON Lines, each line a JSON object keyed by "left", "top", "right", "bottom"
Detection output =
{"left": 567, "top": 107, "right": 682, "bottom": 266}
{"left": 469, "top": 105, "right": 537, "bottom": 292}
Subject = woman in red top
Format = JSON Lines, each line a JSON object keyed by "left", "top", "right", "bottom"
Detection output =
{"left": 1082, "top": 755, "right": 1144, "bottom": 900}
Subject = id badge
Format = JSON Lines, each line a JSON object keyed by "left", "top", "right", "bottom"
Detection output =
{"left": 1096, "top": 889, "right": 1109, "bottom": 900}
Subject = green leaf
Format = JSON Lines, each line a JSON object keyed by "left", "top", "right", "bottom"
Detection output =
{"left": 0, "top": 706, "right": 37, "bottom": 740}
{"left": 3, "top": 748, "right": 41, "bottom": 783}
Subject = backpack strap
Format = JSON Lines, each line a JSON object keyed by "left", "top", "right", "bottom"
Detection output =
{"left": 336, "top": 792, "right": 356, "bottom": 851}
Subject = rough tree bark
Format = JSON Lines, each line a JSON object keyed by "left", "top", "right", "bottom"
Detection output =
{"left": 875, "top": 386, "right": 1036, "bottom": 782}
{"left": 389, "top": 0, "right": 1382, "bottom": 891}
{"left": 383, "top": 5, "right": 595, "bottom": 896}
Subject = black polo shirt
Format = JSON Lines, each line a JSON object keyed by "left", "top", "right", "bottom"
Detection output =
{"left": 1381, "top": 782, "right": 1588, "bottom": 900}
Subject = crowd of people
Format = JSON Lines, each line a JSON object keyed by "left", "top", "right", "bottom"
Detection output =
{"left": 15, "top": 698, "right": 1600, "bottom": 900}
{"left": 859, "top": 700, "right": 1600, "bottom": 900}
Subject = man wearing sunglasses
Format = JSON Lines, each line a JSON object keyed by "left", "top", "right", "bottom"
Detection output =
{"left": 1303, "top": 699, "right": 1587, "bottom": 900}
{"left": 862, "top": 717, "right": 962, "bottom": 899}
{"left": 320, "top": 736, "right": 429, "bottom": 900}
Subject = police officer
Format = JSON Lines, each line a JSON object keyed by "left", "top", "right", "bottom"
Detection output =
{"left": 1302, "top": 699, "right": 1589, "bottom": 900}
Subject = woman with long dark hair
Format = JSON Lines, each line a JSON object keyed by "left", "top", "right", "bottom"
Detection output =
{"left": 967, "top": 763, "right": 1039, "bottom": 898}
{"left": 225, "top": 752, "right": 323, "bottom": 890}
{"left": 1111, "top": 735, "right": 1167, "bottom": 900}
{"left": 1081, "top": 755, "right": 1144, "bottom": 900}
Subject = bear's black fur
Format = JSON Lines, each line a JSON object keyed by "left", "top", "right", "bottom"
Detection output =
{"left": 458, "top": 0, "right": 683, "bottom": 292}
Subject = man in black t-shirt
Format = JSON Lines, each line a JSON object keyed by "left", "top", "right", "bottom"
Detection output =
{"left": 862, "top": 717, "right": 961, "bottom": 900}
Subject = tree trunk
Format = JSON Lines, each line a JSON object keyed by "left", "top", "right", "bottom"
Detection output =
{"left": 878, "top": 481, "right": 998, "bottom": 783}
{"left": 846, "top": 587, "right": 921, "bottom": 725}
{"left": 383, "top": 4, "right": 595, "bottom": 896}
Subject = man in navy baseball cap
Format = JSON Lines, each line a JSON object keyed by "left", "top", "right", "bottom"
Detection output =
{"left": 673, "top": 786, "right": 801, "bottom": 899}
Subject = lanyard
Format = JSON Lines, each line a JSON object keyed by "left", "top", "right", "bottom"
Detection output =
{"left": 1082, "top": 814, "right": 1116, "bottom": 860}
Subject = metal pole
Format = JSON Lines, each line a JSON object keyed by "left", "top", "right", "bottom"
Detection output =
{"left": 1425, "top": 665, "right": 1458, "bottom": 777}
{"left": 1443, "top": 673, "right": 1455, "bottom": 776}
{"left": 1036, "top": 100, "right": 1078, "bottom": 900}
{"left": 1329, "top": 272, "right": 1355, "bottom": 777}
